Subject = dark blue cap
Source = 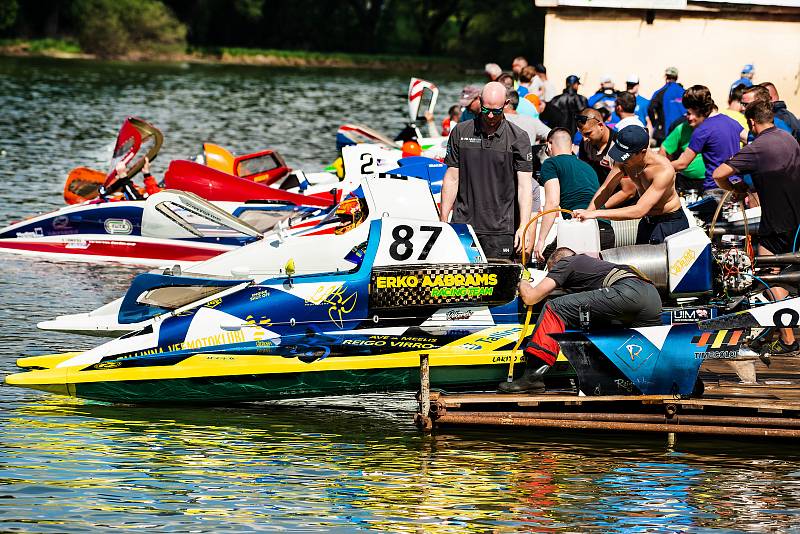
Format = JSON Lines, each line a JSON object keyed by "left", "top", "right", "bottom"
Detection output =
{"left": 565, "top": 74, "right": 580, "bottom": 85}
{"left": 608, "top": 125, "right": 649, "bottom": 162}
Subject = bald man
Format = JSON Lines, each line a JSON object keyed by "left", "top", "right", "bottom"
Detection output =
{"left": 442, "top": 81, "right": 533, "bottom": 260}
{"left": 532, "top": 128, "right": 600, "bottom": 261}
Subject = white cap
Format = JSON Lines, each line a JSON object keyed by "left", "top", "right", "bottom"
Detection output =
{"left": 600, "top": 74, "right": 613, "bottom": 83}
{"left": 626, "top": 73, "right": 639, "bottom": 84}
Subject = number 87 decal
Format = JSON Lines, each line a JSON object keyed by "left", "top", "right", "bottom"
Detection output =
{"left": 389, "top": 224, "right": 442, "bottom": 261}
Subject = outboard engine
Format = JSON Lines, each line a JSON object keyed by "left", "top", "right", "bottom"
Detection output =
{"left": 601, "top": 227, "right": 714, "bottom": 297}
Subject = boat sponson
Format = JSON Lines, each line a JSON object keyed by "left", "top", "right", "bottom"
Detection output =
{"left": 5, "top": 347, "right": 571, "bottom": 404}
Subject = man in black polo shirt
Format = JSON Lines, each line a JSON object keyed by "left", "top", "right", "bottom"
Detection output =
{"left": 441, "top": 81, "right": 533, "bottom": 260}
{"left": 499, "top": 247, "right": 662, "bottom": 393}
{"left": 713, "top": 99, "right": 800, "bottom": 355}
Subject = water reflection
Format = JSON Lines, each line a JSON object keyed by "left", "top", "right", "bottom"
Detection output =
{"left": 1, "top": 57, "right": 800, "bottom": 532}
{"left": 2, "top": 394, "right": 800, "bottom": 531}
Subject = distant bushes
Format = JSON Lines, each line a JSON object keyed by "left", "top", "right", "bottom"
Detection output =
{"left": 72, "top": 0, "right": 186, "bottom": 58}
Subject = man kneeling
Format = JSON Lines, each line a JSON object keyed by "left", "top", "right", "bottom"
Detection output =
{"left": 499, "top": 247, "right": 663, "bottom": 393}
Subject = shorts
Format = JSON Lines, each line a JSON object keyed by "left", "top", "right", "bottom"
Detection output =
{"left": 477, "top": 233, "right": 514, "bottom": 261}
{"left": 636, "top": 209, "right": 690, "bottom": 245}
{"left": 549, "top": 278, "right": 663, "bottom": 329}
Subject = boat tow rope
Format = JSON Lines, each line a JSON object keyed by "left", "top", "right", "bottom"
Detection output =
{"left": 507, "top": 208, "right": 573, "bottom": 382}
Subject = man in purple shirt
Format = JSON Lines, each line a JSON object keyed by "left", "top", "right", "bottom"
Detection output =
{"left": 670, "top": 85, "right": 743, "bottom": 190}
{"left": 713, "top": 99, "right": 800, "bottom": 356}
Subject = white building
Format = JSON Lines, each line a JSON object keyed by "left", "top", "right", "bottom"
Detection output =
{"left": 535, "top": 0, "right": 800, "bottom": 110}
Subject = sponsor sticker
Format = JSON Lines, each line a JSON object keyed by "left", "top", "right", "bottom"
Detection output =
{"left": 16, "top": 228, "right": 44, "bottom": 239}
{"left": 669, "top": 248, "right": 697, "bottom": 276}
{"left": 370, "top": 264, "right": 519, "bottom": 310}
{"left": 104, "top": 218, "right": 133, "bottom": 235}
{"left": 671, "top": 307, "right": 711, "bottom": 324}
{"left": 691, "top": 329, "right": 743, "bottom": 360}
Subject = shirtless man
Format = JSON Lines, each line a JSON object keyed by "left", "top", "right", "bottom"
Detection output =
{"left": 573, "top": 125, "right": 689, "bottom": 244}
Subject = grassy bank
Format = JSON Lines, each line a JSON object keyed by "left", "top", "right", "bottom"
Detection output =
{"left": 0, "top": 39, "right": 463, "bottom": 71}
{"left": 0, "top": 38, "right": 87, "bottom": 57}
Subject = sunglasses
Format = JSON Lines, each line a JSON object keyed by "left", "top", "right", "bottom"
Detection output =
{"left": 575, "top": 114, "right": 597, "bottom": 125}
{"left": 480, "top": 100, "right": 508, "bottom": 115}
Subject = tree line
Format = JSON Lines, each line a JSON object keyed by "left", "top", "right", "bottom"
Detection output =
{"left": 0, "top": 0, "right": 544, "bottom": 63}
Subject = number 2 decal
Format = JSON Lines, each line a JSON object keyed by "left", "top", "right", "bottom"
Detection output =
{"left": 359, "top": 153, "right": 375, "bottom": 175}
{"left": 389, "top": 224, "right": 442, "bottom": 261}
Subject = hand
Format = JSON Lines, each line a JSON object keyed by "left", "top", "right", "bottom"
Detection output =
{"left": 732, "top": 182, "right": 749, "bottom": 202}
{"left": 572, "top": 209, "right": 597, "bottom": 221}
{"left": 424, "top": 111, "right": 434, "bottom": 123}
{"left": 114, "top": 160, "right": 127, "bottom": 179}
{"left": 142, "top": 156, "right": 150, "bottom": 175}
{"left": 533, "top": 241, "right": 545, "bottom": 262}
{"left": 514, "top": 226, "right": 525, "bottom": 253}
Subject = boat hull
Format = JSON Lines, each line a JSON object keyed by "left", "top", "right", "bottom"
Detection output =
{"left": 7, "top": 347, "right": 575, "bottom": 404}
{"left": 0, "top": 235, "right": 232, "bottom": 266}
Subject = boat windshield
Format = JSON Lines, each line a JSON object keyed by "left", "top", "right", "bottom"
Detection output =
{"left": 149, "top": 192, "right": 262, "bottom": 240}
{"left": 104, "top": 117, "right": 164, "bottom": 189}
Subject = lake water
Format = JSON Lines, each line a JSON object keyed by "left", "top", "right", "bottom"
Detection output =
{"left": 1, "top": 56, "right": 799, "bottom": 532}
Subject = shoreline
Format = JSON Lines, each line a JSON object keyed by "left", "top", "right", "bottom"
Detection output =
{"left": 0, "top": 40, "right": 464, "bottom": 71}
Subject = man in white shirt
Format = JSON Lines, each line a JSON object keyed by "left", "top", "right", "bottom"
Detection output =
{"left": 504, "top": 89, "right": 551, "bottom": 143}
{"left": 615, "top": 91, "right": 646, "bottom": 131}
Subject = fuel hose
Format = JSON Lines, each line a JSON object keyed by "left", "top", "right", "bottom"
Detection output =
{"left": 507, "top": 208, "right": 573, "bottom": 382}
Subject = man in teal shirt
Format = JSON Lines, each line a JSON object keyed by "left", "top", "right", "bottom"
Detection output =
{"left": 532, "top": 128, "right": 599, "bottom": 261}
{"left": 659, "top": 119, "right": 707, "bottom": 193}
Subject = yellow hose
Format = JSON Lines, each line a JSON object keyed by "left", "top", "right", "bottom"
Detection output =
{"left": 507, "top": 208, "right": 573, "bottom": 382}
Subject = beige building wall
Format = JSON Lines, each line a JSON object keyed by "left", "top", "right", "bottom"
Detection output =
{"left": 542, "top": 8, "right": 800, "bottom": 111}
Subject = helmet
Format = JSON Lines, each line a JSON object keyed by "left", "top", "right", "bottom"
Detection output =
{"left": 334, "top": 197, "right": 367, "bottom": 235}
{"left": 401, "top": 140, "right": 422, "bottom": 158}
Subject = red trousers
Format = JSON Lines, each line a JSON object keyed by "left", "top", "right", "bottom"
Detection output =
{"left": 523, "top": 303, "right": 565, "bottom": 367}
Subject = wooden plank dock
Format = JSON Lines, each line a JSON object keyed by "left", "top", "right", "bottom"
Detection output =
{"left": 415, "top": 355, "right": 800, "bottom": 440}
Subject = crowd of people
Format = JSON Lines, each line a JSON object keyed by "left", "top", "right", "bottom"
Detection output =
{"left": 437, "top": 56, "right": 800, "bottom": 392}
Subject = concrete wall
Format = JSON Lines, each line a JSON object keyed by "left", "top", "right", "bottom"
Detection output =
{"left": 542, "top": 7, "right": 800, "bottom": 111}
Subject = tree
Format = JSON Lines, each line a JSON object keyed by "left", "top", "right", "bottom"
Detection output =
{"left": 72, "top": 0, "right": 186, "bottom": 57}
{"left": 411, "top": 0, "right": 460, "bottom": 55}
{"left": 0, "top": 0, "right": 18, "bottom": 32}
{"left": 345, "top": 0, "right": 388, "bottom": 53}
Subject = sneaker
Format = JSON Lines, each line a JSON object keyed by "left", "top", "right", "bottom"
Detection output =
{"left": 756, "top": 338, "right": 799, "bottom": 356}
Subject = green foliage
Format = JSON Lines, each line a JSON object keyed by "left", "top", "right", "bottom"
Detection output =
{"left": 217, "top": 46, "right": 458, "bottom": 66}
{"left": 0, "top": 37, "right": 81, "bottom": 53}
{"left": 0, "top": 0, "right": 544, "bottom": 65}
{"left": 233, "top": 0, "right": 262, "bottom": 21}
{"left": 71, "top": 0, "right": 186, "bottom": 58}
{"left": 0, "top": 0, "right": 17, "bottom": 31}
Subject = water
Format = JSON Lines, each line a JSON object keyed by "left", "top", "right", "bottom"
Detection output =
{"left": 1, "top": 56, "right": 800, "bottom": 532}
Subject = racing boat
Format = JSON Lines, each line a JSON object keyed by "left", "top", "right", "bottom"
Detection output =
{"left": 37, "top": 148, "right": 446, "bottom": 337}
{"left": 331, "top": 78, "right": 449, "bottom": 173}
{"left": 197, "top": 142, "right": 339, "bottom": 192}
{"left": 6, "top": 175, "right": 542, "bottom": 402}
{"left": 8, "top": 171, "right": 788, "bottom": 404}
{"left": 0, "top": 118, "right": 336, "bottom": 266}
